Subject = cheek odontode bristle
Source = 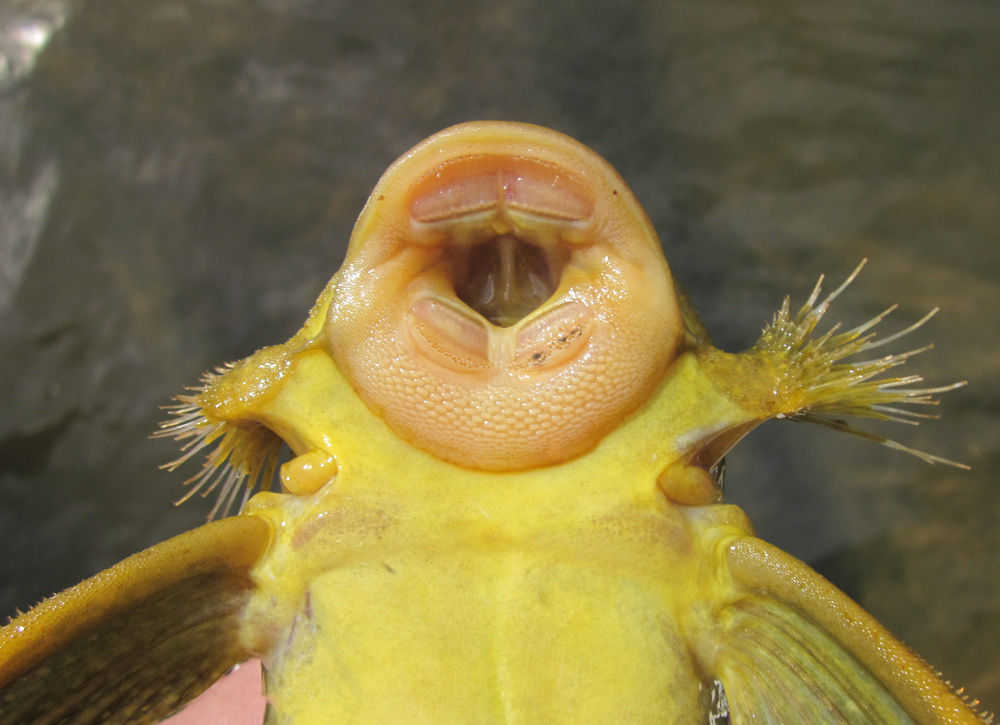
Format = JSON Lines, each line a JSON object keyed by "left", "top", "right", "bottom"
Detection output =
{"left": 154, "top": 369, "right": 284, "bottom": 519}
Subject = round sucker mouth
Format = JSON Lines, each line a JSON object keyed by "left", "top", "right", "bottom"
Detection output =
{"left": 451, "top": 235, "right": 565, "bottom": 327}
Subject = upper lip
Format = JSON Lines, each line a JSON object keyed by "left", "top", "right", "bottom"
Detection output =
{"left": 405, "top": 155, "right": 595, "bottom": 327}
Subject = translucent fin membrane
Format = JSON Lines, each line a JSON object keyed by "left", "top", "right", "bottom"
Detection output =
{"left": 755, "top": 260, "right": 968, "bottom": 469}
{"left": 153, "top": 367, "right": 284, "bottom": 520}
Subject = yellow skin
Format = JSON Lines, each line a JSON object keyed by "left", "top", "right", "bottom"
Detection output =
{"left": 0, "top": 122, "right": 987, "bottom": 724}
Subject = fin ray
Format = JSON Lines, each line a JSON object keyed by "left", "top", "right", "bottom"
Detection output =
{"left": 0, "top": 516, "right": 269, "bottom": 724}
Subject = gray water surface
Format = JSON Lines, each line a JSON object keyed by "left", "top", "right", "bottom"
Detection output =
{"left": 1, "top": 0, "right": 997, "bottom": 713}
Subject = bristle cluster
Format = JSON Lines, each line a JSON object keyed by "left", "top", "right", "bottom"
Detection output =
{"left": 941, "top": 675, "right": 994, "bottom": 723}
{"left": 756, "top": 260, "right": 968, "bottom": 468}
{"left": 154, "top": 368, "right": 284, "bottom": 519}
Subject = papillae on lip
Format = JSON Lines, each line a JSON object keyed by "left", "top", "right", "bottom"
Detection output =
{"left": 323, "top": 122, "right": 683, "bottom": 470}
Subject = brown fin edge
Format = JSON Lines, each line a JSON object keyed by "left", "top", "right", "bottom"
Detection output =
{"left": 0, "top": 515, "right": 270, "bottom": 724}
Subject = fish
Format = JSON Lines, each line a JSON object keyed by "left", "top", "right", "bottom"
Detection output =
{"left": 0, "top": 121, "right": 988, "bottom": 723}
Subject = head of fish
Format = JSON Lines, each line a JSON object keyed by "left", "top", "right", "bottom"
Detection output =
{"left": 157, "top": 121, "right": 961, "bottom": 517}
{"left": 324, "top": 122, "right": 684, "bottom": 470}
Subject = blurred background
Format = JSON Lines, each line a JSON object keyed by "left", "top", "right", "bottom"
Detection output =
{"left": 1, "top": 0, "right": 997, "bottom": 712}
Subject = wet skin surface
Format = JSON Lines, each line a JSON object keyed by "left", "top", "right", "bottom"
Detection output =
{"left": 1, "top": 0, "right": 998, "bottom": 712}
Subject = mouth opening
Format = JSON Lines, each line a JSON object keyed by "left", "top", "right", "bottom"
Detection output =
{"left": 451, "top": 235, "right": 566, "bottom": 327}
{"left": 407, "top": 154, "right": 594, "bottom": 328}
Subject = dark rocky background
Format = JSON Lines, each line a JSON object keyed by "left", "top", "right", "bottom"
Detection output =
{"left": 1, "top": 0, "right": 997, "bottom": 712}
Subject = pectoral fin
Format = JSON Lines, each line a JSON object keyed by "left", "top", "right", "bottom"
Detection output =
{"left": 704, "top": 536, "right": 984, "bottom": 724}
{"left": 0, "top": 515, "right": 270, "bottom": 725}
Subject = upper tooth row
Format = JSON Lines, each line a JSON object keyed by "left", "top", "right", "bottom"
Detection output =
{"left": 409, "top": 160, "right": 594, "bottom": 225}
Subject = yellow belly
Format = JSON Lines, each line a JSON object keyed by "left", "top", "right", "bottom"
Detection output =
{"left": 238, "top": 367, "right": 752, "bottom": 724}
{"left": 264, "top": 547, "right": 705, "bottom": 723}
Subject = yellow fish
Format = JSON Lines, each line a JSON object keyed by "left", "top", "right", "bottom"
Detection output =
{"left": 0, "top": 122, "right": 987, "bottom": 723}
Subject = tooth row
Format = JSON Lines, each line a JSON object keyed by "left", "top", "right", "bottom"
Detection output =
{"left": 407, "top": 297, "right": 593, "bottom": 373}
{"left": 409, "top": 159, "right": 594, "bottom": 225}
